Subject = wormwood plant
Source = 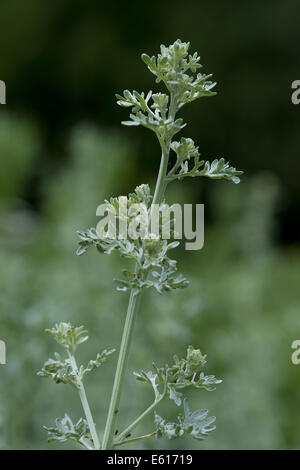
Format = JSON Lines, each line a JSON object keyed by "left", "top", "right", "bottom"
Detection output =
{"left": 38, "top": 39, "right": 242, "bottom": 450}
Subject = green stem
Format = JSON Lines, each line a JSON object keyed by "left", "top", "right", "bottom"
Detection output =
{"left": 152, "top": 94, "right": 177, "bottom": 206}
{"left": 102, "top": 92, "right": 177, "bottom": 450}
{"left": 116, "top": 432, "right": 156, "bottom": 447}
{"left": 68, "top": 352, "right": 100, "bottom": 450}
{"left": 79, "top": 436, "right": 94, "bottom": 450}
{"left": 152, "top": 144, "right": 169, "bottom": 206}
{"left": 101, "top": 290, "right": 141, "bottom": 449}
{"left": 114, "top": 394, "right": 165, "bottom": 446}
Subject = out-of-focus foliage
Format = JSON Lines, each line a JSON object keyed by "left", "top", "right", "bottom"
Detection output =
{"left": 0, "top": 115, "right": 39, "bottom": 200}
{"left": 0, "top": 115, "right": 300, "bottom": 449}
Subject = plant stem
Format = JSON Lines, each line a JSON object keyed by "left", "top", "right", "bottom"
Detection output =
{"left": 68, "top": 352, "right": 101, "bottom": 450}
{"left": 102, "top": 93, "right": 177, "bottom": 450}
{"left": 152, "top": 94, "right": 177, "bottom": 206}
{"left": 79, "top": 436, "right": 94, "bottom": 450}
{"left": 116, "top": 432, "right": 156, "bottom": 447}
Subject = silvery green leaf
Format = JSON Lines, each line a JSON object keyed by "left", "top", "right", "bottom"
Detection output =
{"left": 115, "top": 271, "right": 154, "bottom": 293}
{"left": 165, "top": 346, "right": 222, "bottom": 397}
{"left": 167, "top": 241, "right": 180, "bottom": 250}
{"left": 183, "top": 399, "right": 216, "bottom": 439}
{"left": 134, "top": 370, "right": 161, "bottom": 399}
{"left": 168, "top": 345, "right": 207, "bottom": 382}
{"left": 171, "top": 137, "right": 199, "bottom": 163}
{"left": 77, "top": 228, "right": 103, "bottom": 255}
{"left": 141, "top": 40, "right": 216, "bottom": 111}
{"left": 171, "top": 153, "right": 243, "bottom": 185}
{"left": 44, "top": 414, "right": 93, "bottom": 449}
{"left": 45, "top": 323, "right": 88, "bottom": 353}
{"left": 134, "top": 364, "right": 166, "bottom": 400}
{"left": 154, "top": 399, "right": 216, "bottom": 442}
{"left": 198, "top": 158, "right": 243, "bottom": 184}
{"left": 121, "top": 120, "right": 140, "bottom": 126}
{"left": 79, "top": 349, "right": 115, "bottom": 379}
{"left": 168, "top": 383, "right": 182, "bottom": 406}
{"left": 192, "top": 372, "right": 223, "bottom": 391}
{"left": 37, "top": 353, "right": 78, "bottom": 388}
{"left": 151, "top": 259, "right": 189, "bottom": 294}
{"left": 154, "top": 412, "right": 184, "bottom": 440}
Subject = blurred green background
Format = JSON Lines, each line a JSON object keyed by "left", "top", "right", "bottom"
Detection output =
{"left": 0, "top": 0, "right": 300, "bottom": 450}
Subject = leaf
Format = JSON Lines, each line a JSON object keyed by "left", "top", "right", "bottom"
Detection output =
{"left": 37, "top": 353, "right": 78, "bottom": 388}
{"left": 151, "top": 93, "right": 169, "bottom": 118}
{"left": 79, "top": 349, "right": 115, "bottom": 379}
{"left": 77, "top": 228, "right": 102, "bottom": 256}
{"left": 198, "top": 158, "right": 243, "bottom": 184}
{"left": 154, "top": 399, "right": 216, "bottom": 442}
{"left": 167, "top": 137, "right": 243, "bottom": 185}
{"left": 141, "top": 40, "right": 216, "bottom": 110}
{"left": 121, "top": 120, "right": 140, "bottom": 126}
{"left": 134, "top": 367, "right": 165, "bottom": 400}
{"left": 154, "top": 412, "right": 184, "bottom": 440}
{"left": 183, "top": 398, "right": 216, "bottom": 439}
{"left": 134, "top": 346, "right": 221, "bottom": 412}
{"left": 192, "top": 372, "right": 223, "bottom": 391}
{"left": 115, "top": 271, "right": 154, "bottom": 292}
{"left": 168, "top": 383, "right": 182, "bottom": 406}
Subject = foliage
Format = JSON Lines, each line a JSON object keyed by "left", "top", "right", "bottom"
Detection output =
{"left": 38, "top": 322, "right": 114, "bottom": 449}
{"left": 155, "top": 399, "right": 216, "bottom": 441}
{"left": 134, "top": 346, "right": 222, "bottom": 407}
{"left": 167, "top": 137, "right": 242, "bottom": 184}
{"left": 45, "top": 323, "right": 88, "bottom": 353}
{"left": 44, "top": 415, "right": 93, "bottom": 449}
{"left": 36, "top": 39, "right": 239, "bottom": 450}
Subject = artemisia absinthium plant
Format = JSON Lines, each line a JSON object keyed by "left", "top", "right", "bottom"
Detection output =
{"left": 38, "top": 39, "right": 243, "bottom": 450}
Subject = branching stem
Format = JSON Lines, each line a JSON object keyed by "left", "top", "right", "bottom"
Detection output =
{"left": 113, "top": 389, "right": 167, "bottom": 447}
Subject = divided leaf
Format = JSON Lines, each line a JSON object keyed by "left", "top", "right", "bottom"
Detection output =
{"left": 168, "top": 138, "right": 243, "bottom": 184}
{"left": 37, "top": 353, "right": 78, "bottom": 388}
{"left": 134, "top": 346, "right": 222, "bottom": 406}
{"left": 77, "top": 186, "right": 189, "bottom": 295}
{"left": 141, "top": 40, "right": 216, "bottom": 107}
{"left": 38, "top": 324, "right": 115, "bottom": 387}
{"left": 183, "top": 398, "right": 216, "bottom": 439}
{"left": 197, "top": 158, "right": 243, "bottom": 184}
